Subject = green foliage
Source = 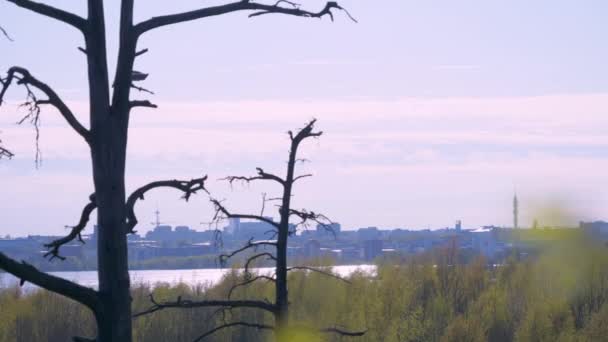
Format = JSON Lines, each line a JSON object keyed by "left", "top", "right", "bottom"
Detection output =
{"left": 2, "top": 238, "right": 608, "bottom": 342}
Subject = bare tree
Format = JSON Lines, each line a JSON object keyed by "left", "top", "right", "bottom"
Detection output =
{"left": 0, "top": 2, "right": 353, "bottom": 341}
{"left": 134, "top": 120, "right": 366, "bottom": 340}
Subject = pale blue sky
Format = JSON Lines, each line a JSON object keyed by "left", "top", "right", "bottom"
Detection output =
{"left": 1, "top": 1, "right": 607, "bottom": 236}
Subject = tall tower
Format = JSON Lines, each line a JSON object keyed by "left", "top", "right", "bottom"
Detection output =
{"left": 153, "top": 209, "right": 161, "bottom": 228}
{"left": 513, "top": 192, "right": 519, "bottom": 229}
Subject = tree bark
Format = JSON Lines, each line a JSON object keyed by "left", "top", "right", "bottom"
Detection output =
{"left": 91, "top": 127, "right": 131, "bottom": 342}
{"left": 86, "top": 1, "right": 133, "bottom": 340}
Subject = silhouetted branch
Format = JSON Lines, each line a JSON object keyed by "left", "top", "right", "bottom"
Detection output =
{"left": 193, "top": 321, "right": 274, "bottom": 342}
{"left": 126, "top": 176, "right": 208, "bottom": 233}
{"left": 129, "top": 100, "right": 157, "bottom": 109}
{"left": 134, "top": 48, "right": 149, "bottom": 57}
{"left": 211, "top": 198, "right": 279, "bottom": 228}
{"left": 0, "top": 252, "right": 99, "bottom": 310}
{"left": 219, "top": 238, "right": 277, "bottom": 265}
{"left": 287, "top": 266, "right": 351, "bottom": 284}
{"left": 288, "top": 208, "right": 333, "bottom": 234}
{"left": 320, "top": 327, "right": 367, "bottom": 337}
{"left": 0, "top": 67, "right": 91, "bottom": 143}
{"left": 228, "top": 274, "right": 276, "bottom": 299}
{"left": 0, "top": 25, "right": 13, "bottom": 41}
{"left": 0, "top": 144, "right": 13, "bottom": 159}
{"left": 135, "top": 1, "right": 355, "bottom": 36}
{"left": 130, "top": 83, "right": 154, "bottom": 95}
{"left": 133, "top": 294, "right": 276, "bottom": 318}
{"left": 293, "top": 174, "right": 313, "bottom": 182}
{"left": 223, "top": 167, "right": 285, "bottom": 186}
{"left": 243, "top": 252, "right": 277, "bottom": 272}
{"left": 288, "top": 119, "right": 323, "bottom": 144}
{"left": 44, "top": 194, "right": 97, "bottom": 261}
{"left": 5, "top": 0, "right": 87, "bottom": 31}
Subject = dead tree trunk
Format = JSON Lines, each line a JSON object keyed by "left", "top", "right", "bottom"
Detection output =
{"left": 274, "top": 120, "right": 319, "bottom": 330}
{"left": 135, "top": 120, "right": 366, "bottom": 340}
{"left": 0, "top": 2, "right": 354, "bottom": 341}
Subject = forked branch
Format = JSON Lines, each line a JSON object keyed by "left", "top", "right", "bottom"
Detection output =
{"left": 288, "top": 119, "right": 323, "bottom": 145}
{"left": 228, "top": 274, "right": 276, "bottom": 299}
{"left": 219, "top": 238, "right": 277, "bottom": 266}
{"left": 126, "top": 176, "right": 208, "bottom": 233}
{"left": 0, "top": 67, "right": 91, "bottom": 143}
{"left": 223, "top": 167, "right": 285, "bottom": 186}
{"left": 288, "top": 208, "right": 334, "bottom": 236}
{"left": 211, "top": 198, "right": 279, "bottom": 229}
{"left": 0, "top": 145, "right": 13, "bottom": 159}
{"left": 135, "top": 1, "right": 355, "bottom": 36}
{"left": 44, "top": 194, "right": 97, "bottom": 261}
{"left": 133, "top": 294, "right": 276, "bottom": 318}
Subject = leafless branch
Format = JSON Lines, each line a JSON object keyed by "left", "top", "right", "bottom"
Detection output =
{"left": 6, "top": 0, "right": 87, "bottom": 32}
{"left": 288, "top": 119, "right": 323, "bottom": 144}
{"left": 193, "top": 321, "right": 274, "bottom": 342}
{"left": 293, "top": 174, "right": 312, "bottom": 182}
{"left": 0, "top": 252, "right": 99, "bottom": 310}
{"left": 287, "top": 266, "right": 351, "bottom": 284}
{"left": 243, "top": 252, "right": 276, "bottom": 272}
{"left": 219, "top": 238, "right": 277, "bottom": 265}
{"left": 133, "top": 294, "right": 276, "bottom": 318}
{"left": 228, "top": 274, "right": 275, "bottom": 299}
{"left": 0, "top": 67, "right": 91, "bottom": 143}
{"left": 211, "top": 198, "right": 279, "bottom": 228}
{"left": 0, "top": 25, "right": 13, "bottom": 41}
{"left": 129, "top": 100, "right": 158, "bottom": 109}
{"left": 44, "top": 194, "right": 97, "bottom": 261}
{"left": 135, "top": 1, "right": 355, "bottom": 36}
{"left": 0, "top": 144, "right": 13, "bottom": 159}
{"left": 223, "top": 167, "right": 285, "bottom": 186}
{"left": 134, "top": 48, "right": 149, "bottom": 57}
{"left": 126, "top": 176, "right": 208, "bottom": 234}
{"left": 130, "top": 83, "right": 154, "bottom": 95}
{"left": 288, "top": 208, "right": 333, "bottom": 235}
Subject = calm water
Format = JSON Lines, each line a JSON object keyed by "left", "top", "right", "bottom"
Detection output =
{"left": 0, "top": 265, "right": 375, "bottom": 291}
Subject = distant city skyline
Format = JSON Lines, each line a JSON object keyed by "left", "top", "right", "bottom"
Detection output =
{"left": 1, "top": 0, "right": 608, "bottom": 236}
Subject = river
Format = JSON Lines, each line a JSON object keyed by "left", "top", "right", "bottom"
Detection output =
{"left": 0, "top": 265, "right": 376, "bottom": 291}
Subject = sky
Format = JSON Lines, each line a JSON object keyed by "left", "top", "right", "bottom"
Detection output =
{"left": 1, "top": 0, "right": 607, "bottom": 236}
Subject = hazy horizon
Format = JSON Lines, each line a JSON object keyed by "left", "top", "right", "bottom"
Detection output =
{"left": 1, "top": 0, "right": 608, "bottom": 236}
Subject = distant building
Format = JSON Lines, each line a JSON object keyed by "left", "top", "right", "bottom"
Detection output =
{"left": 358, "top": 227, "right": 381, "bottom": 241}
{"left": 304, "top": 239, "right": 321, "bottom": 258}
{"left": 224, "top": 218, "right": 240, "bottom": 235}
{"left": 146, "top": 225, "right": 173, "bottom": 241}
{"left": 224, "top": 217, "right": 276, "bottom": 240}
{"left": 362, "top": 239, "right": 383, "bottom": 261}
{"left": 455, "top": 220, "right": 462, "bottom": 232}
{"left": 471, "top": 228, "right": 497, "bottom": 258}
